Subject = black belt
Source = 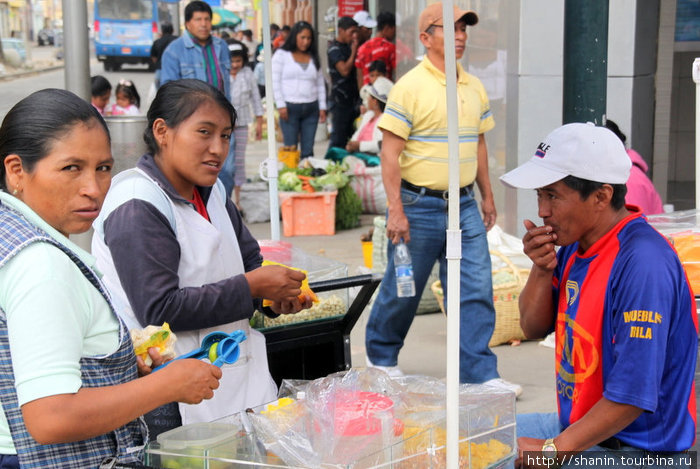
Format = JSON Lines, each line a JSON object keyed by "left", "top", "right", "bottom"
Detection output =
{"left": 598, "top": 437, "right": 688, "bottom": 455}
{"left": 401, "top": 179, "right": 473, "bottom": 199}
{"left": 598, "top": 437, "right": 623, "bottom": 450}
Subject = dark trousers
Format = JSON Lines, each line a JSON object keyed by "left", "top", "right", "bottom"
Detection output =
{"left": 328, "top": 99, "right": 359, "bottom": 149}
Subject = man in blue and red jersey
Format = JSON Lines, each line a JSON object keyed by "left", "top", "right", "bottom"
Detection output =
{"left": 501, "top": 123, "right": 698, "bottom": 466}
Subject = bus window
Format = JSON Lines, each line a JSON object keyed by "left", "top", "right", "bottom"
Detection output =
{"left": 95, "top": 0, "right": 179, "bottom": 71}
{"left": 97, "top": 0, "right": 152, "bottom": 21}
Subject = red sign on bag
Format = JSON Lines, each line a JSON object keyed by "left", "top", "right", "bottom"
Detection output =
{"left": 338, "top": 0, "right": 364, "bottom": 17}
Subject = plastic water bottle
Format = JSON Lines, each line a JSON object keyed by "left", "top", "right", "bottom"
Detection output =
{"left": 394, "top": 241, "right": 416, "bottom": 298}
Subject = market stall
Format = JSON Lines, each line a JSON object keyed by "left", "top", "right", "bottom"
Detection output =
{"left": 144, "top": 369, "right": 517, "bottom": 468}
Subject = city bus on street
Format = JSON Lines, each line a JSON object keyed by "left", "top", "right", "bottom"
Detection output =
{"left": 94, "top": 0, "right": 180, "bottom": 71}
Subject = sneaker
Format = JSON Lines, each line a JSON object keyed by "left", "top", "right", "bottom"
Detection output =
{"left": 365, "top": 357, "right": 405, "bottom": 378}
{"left": 483, "top": 378, "right": 523, "bottom": 398}
{"left": 539, "top": 331, "right": 556, "bottom": 349}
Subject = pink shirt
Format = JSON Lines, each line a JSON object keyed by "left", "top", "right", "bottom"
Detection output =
{"left": 357, "top": 115, "right": 379, "bottom": 142}
{"left": 625, "top": 149, "right": 663, "bottom": 215}
{"left": 108, "top": 104, "right": 140, "bottom": 116}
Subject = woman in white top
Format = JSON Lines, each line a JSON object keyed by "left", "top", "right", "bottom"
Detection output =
{"left": 271, "top": 21, "right": 327, "bottom": 159}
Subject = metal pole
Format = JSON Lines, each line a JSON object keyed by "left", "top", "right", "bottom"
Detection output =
{"left": 61, "top": 0, "right": 90, "bottom": 101}
{"left": 23, "top": 0, "right": 32, "bottom": 64}
{"left": 63, "top": 0, "right": 91, "bottom": 251}
{"left": 692, "top": 58, "right": 700, "bottom": 209}
{"left": 261, "top": 0, "right": 280, "bottom": 240}
{"left": 442, "top": 1, "right": 460, "bottom": 467}
{"left": 563, "top": 0, "right": 609, "bottom": 124}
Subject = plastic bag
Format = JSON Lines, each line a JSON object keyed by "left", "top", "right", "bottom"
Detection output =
{"left": 278, "top": 146, "right": 300, "bottom": 168}
{"left": 344, "top": 155, "right": 387, "bottom": 214}
{"left": 246, "top": 368, "right": 515, "bottom": 468}
{"left": 239, "top": 181, "right": 270, "bottom": 223}
{"left": 130, "top": 322, "right": 177, "bottom": 367}
{"left": 647, "top": 209, "right": 700, "bottom": 293}
{"left": 257, "top": 240, "right": 348, "bottom": 283}
{"left": 249, "top": 369, "right": 403, "bottom": 467}
{"left": 487, "top": 225, "right": 533, "bottom": 271}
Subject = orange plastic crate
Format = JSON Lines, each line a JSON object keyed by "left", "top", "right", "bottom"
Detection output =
{"left": 279, "top": 191, "right": 337, "bottom": 236}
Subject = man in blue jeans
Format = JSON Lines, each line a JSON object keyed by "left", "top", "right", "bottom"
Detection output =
{"left": 364, "top": 2, "right": 521, "bottom": 397}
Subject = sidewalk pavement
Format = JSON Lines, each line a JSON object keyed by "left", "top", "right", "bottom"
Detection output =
{"left": 0, "top": 43, "right": 63, "bottom": 80}
{"left": 242, "top": 134, "right": 558, "bottom": 415}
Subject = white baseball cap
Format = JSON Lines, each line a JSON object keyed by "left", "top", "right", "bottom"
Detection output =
{"left": 500, "top": 122, "right": 631, "bottom": 189}
{"left": 353, "top": 10, "right": 377, "bottom": 28}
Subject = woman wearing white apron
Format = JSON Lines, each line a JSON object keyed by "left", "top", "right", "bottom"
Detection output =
{"left": 92, "top": 79, "right": 312, "bottom": 431}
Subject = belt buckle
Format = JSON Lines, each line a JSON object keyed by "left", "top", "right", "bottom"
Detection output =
{"left": 441, "top": 190, "right": 449, "bottom": 201}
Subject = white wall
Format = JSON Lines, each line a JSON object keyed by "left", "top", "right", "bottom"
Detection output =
{"left": 607, "top": 0, "right": 658, "bottom": 174}
{"left": 503, "top": 0, "right": 564, "bottom": 236}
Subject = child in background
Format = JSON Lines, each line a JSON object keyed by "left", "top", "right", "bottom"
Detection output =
{"left": 359, "top": 60, "right": 387, "bottom": 114}
{"left": 108, "top": 79, "right": 141, "bottom": 116}
{"left": 90, "top": 75, "right": 112, "bottom": 115}
{"left": 219, "top": 40, "right": 263, "bottom": 206}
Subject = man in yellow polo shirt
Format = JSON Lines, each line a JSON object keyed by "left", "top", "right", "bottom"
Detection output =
{"left": 364, "top": 2, "right": 521, "bottom": 395}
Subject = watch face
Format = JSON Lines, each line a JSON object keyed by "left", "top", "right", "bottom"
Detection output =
{"left": 542, "top": 444, "right": 556, "bottom": 460}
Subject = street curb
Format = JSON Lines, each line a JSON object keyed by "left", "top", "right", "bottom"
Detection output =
{"left": 0, "top": 63, "right": 64, "bottom": 81}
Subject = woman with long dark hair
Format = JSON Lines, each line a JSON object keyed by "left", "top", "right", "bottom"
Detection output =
{"left": 271, "top": 21, "right": 327, "bottom": 159}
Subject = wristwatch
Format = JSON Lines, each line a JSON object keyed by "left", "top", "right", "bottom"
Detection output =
{"left": 542, "top": 438, "right": 558, "bottom": 464}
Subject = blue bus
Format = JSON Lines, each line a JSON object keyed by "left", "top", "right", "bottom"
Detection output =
{"left": 94, "top": 0, "right": 180, "bottom": 71}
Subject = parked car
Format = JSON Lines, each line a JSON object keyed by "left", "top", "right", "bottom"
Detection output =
{"left": 37, "top": 27, "right": 57, "bottom": 46}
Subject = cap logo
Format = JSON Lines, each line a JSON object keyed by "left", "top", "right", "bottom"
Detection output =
{"left": 535, "top": 142, "right": 550, "bottom": 158}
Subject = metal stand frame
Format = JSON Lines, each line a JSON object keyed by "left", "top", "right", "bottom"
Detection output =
{"left": 262, "top": 274, "right": 381, "bottom": 385}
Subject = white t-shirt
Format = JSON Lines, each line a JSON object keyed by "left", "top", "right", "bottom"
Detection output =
{"left": 271, "top": 49, "right": 327, "bottom": 110}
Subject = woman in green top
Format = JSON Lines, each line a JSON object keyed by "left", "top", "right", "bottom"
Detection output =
{"left": 0, "top": 88, "right": 222, "bottom": 468}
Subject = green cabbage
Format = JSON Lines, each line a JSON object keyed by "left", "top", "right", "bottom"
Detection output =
{"left": 279, "top": 171, "right": 302, "bottom": 192}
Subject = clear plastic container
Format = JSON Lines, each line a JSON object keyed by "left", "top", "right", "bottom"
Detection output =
{"left": 313, "top": 390, "right": 402, "bottom": 466}
{"left": 145, "top": 422, "right": 244, "bottom": 469}
{"left": 252, "top": 244, "right": 350, "bottom": 330}
{"left": 145, "top": 371, "right": 517, "bottom": 468}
